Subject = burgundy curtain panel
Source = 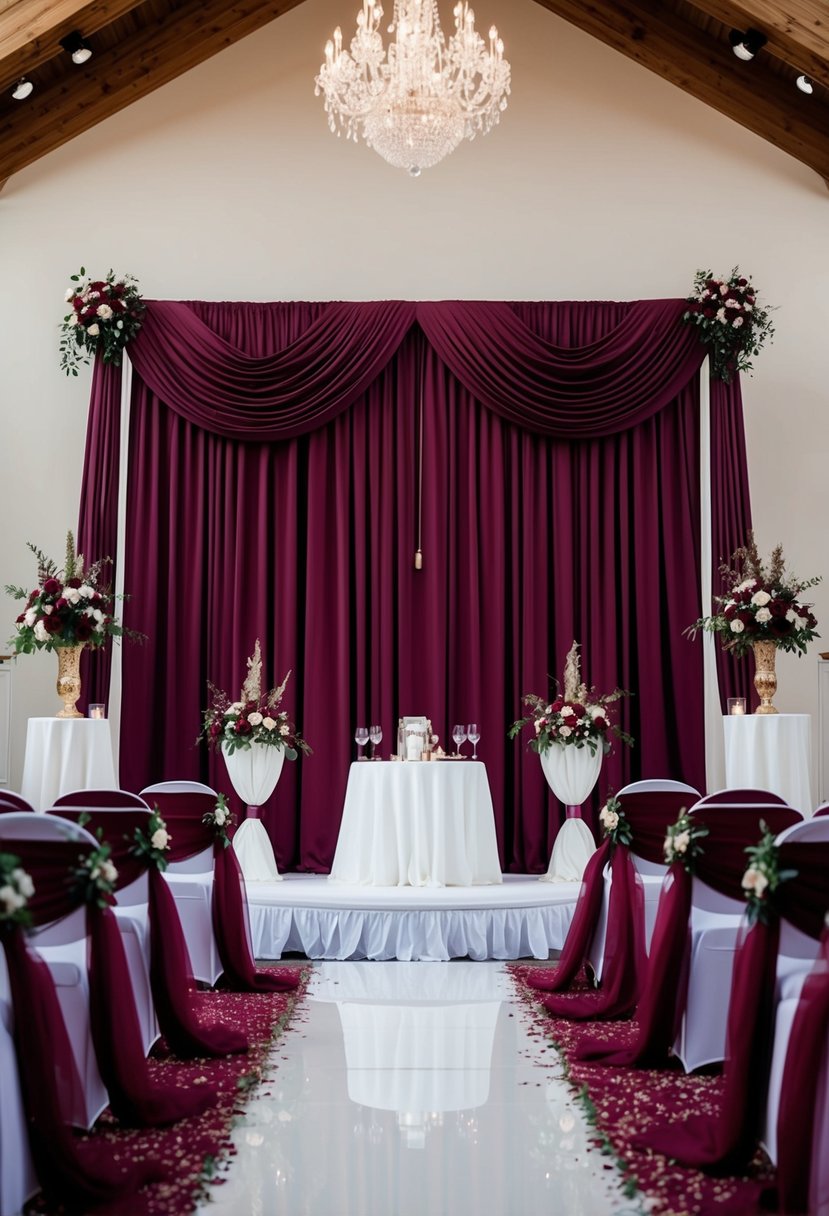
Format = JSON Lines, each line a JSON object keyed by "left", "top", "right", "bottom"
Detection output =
{"left": 78, "top": 299, "right": 751, "bottom": 873}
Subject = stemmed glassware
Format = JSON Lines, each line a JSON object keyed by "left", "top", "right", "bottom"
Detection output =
{"left": 369, "top": 724, "right": 383, "bottom": 760}
{"left": 467, "top": 723, "right": 480, "bottom": 759}
{"left": 355, "top": 726, "right": 369, "bottom": 760}
{"left": 452, "top": 724, "right": 467, "bottom": 756}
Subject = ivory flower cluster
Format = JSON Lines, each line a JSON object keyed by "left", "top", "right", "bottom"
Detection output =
{"left": 0, "top": 855, "right": 34, "bottom": 925}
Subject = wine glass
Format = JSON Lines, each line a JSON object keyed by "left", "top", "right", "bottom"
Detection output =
{"left": 467, "top": 723, "right": 480, "bottom": 760}
{"left": 355, "top": 726, "right": 369, "bottom": 760}
{"left": 452, "top": 724, "right": 467, "bottom": 756}
{"left": 369, "top": 723, "right": 383, "bottom": 760}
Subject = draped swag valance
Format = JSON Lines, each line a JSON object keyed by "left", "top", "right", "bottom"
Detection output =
{"left": 127, "top": 298, "right": 705, "bottom": 440}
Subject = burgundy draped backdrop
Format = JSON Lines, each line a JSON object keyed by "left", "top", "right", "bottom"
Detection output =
{"left": 77, "top": 299, "right": 751, "bottom": 872}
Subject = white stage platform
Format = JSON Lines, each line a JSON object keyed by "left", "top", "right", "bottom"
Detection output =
{"left": 246, "top": 873, "right": 579, "bottom": 962}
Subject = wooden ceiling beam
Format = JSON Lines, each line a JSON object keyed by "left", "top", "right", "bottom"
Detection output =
{"left": 0, "top": 0, "right": 304, "bottom": 181}
{"left": 688, "top": 0, "right": 829, "bottom": 85}
{"left": 0, "top": 0, "right": 148, "bottom": 94}
{"left": 532, "top": 0, "right": 829, "bottom": 183}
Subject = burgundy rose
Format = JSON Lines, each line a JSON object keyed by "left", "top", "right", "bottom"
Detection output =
{"left": 90, "top": 593, "right": 102, "bottom": 606}
{"left": 703, "top": 307, "right": 715, "bottom": 318}
{"left": 43, "top": 615, "right": 63, "bottom": 635}
{"left": 235, "top": 718, "right": 253, "bottom": 735}
{"left": 15, "top": 612, "right": 25, "bottom": 623}
{"left": 592, "top": 715, "right": 608, "bottom": 731}
{"left": 550, "top": 698, "right": 564, "bottom": 714}
{"left": 66, "top": 577, "right": 82, "bottom": 589}
{"left": 569, "top": 703, "right": 586, "bottom": 719}
{"left": 746, "top": 295, "right": 755, "bottom": 304}
{"left": 807, "top": 612, "right": 818, "bottom": 628}
{"left": 723, "top": 602, "right": 737, "bottom": 620}
{"left": 73, "top": 297, "right": 84, "bottom": 313}
{"left": 210, "top": 721, "right": 223, "bottom": 740}
{"left": 770, "top": 617, "right": 791, "bottom": 635}
{"left": 737, "top": 277, "right": 748, "bottom": 287}
{"left": 43, "top": 577, "right": 62, "bottom": 595}
{"left": 75, "top": 621, "right": 93, "bottom": 641}
{"left": 770, "top": 599, "right": 788, "bottom": 618}
{"left": 55, "top": 597, "right": 68, "bottom": 610}
{"left": 739, "top": 610, "right": 755, "bottom": 626}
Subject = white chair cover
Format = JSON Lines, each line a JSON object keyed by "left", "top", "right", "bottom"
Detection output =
{"left": 0, "top": 967, "right": 38, "bottom": 1216}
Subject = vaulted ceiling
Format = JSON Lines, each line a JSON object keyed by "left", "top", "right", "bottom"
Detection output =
{"left": 1, "top": 0, "right": 828, "bottom": 188}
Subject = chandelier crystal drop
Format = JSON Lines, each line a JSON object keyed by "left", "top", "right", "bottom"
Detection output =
{"left": 315, "top": 0, "right": 510, "bottom": 175}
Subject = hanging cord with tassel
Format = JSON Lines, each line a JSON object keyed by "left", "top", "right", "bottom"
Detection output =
{"left": 414, "top": 364, "right": 424, "bottom": 570}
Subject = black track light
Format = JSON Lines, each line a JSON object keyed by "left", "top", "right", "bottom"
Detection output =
{"left": 60, "top": 30, "right": 93, "bottom": 65}
{"left": 729, "top": 28, "right": 767, "bottom": 62}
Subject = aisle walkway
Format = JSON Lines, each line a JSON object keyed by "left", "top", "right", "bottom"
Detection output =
{"left": 197, "top": 962, "right": 638, "bottom": 1216}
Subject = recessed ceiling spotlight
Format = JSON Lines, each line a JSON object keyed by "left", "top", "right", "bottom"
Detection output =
{"left": 796, "top": 74, "right": 814, "bottom": 94}
{"left": 729, "top": 28, "right": 767, "bottom": 61}
{"left": 11, "top": 77, "right": 34, "bottom": 100}
{"left": 60, "top": 30, "right": 93, "bottom": 65}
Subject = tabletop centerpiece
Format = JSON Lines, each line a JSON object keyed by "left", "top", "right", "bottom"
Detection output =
{"left": 5, "top": 531, "right": 132, "bottom": 718}
{"left": 509, "top": 642, "right": 632, "bottom": 881}
{"left": 687, "top": 533, "right": 820, "bottom": 714}
{"left": 199, "top": 641, "right": 310, "bottom": 881}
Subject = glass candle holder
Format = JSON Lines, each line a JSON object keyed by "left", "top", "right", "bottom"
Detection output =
{"left": 88, "top": 703, "right": 106, "bottom": 719}
{"left": 727, "top": 697, "right": 746, "bottom": 716}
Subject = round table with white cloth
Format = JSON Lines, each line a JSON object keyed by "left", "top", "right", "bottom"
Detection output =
{"left": 723, "top": 713, "right": 813, "bottom": 814}
{"left": 539, "top": 743, "right": 600, "bottom": 882}
{"left": 20, "top": 717, "right": 117, "bottom": 811}
{"left": 225, "top": 742, "right": 285, "bottom": 881}
{"left": 329, "top": 760, "right": 503, "bottom": 887}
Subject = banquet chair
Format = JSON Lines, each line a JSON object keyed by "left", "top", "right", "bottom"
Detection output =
{"left": 139, "top": 781, "right": 222, "bottom": 986}
{"left": 0, "top": 979, "right": 38, "bottom": 1216}
{"left": 587, "top": 779, "right": 700, "bottom": 982}
{"left": 692, "top": 788, "right": 788, "bottom": 807}
{"left": 0, "top": 791, "right": 34, "bottom": 813}
{"left": 762, "top": 816, "right": 829, "bottom": 1166}
{"left": 814, "top": 803, "right": 829, "bottom": 818}
{"left": 0, "top": 814, "right": 109, "bottom": 1128}
{"left": 673, "top": 801, "right": 804, "bottom": 1073}
{"left": 46, "top": 806, "right": 159, "bottom": 1055}
{"left": 53, "top": 789, "right": 150, "bottom": 810}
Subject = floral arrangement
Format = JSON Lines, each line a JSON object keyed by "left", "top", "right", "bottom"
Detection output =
{"left": 688, "top": 532, "right": 820, "bottom": 658}
{"left": 682, "top": 266, "right": 774, "bottom": 382}
{"left": 71, "top": 842, "right": 119, "bottom": 908}
{"left": 598, "top": 795, "right": 632, "bottom": 847}
{"left": 0, "top": 853, "right": 34, "bottom": 928}
{"left": 663, "top": 809, "right": 708, "bottom": 870}
{"left": 742, "top": 823, "right": 797, "bottom": 926}
{"left": 199, "top": 640, "right": 311, "bottom": 760}
{"left": 202, "top": 793, "right": 235, "bottom": 848}
{"left": 60, "top": 267, "right": 145, "bottom": 376}
{"left": 132, "top": 810, "right": 171, "bottom": 871}
{"left": 508, "top": 641, "right": 632, "bottom": 756}
{"left": 5, "top": 531, "right": 132, "bottom": 654}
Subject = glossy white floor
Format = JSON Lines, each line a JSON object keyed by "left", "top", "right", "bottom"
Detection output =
{"left": 197, "top": 961, "right": 640, "bottom": 1216}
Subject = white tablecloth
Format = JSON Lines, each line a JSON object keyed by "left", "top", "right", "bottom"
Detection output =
{"left": 20, "top": 717, "right": 117, "bottom": 811}
{"left": 723, "top": 713, "right": 813, "bottom": 814}
{"left": 329, "top": 761, "right": 503, "bottom": 887}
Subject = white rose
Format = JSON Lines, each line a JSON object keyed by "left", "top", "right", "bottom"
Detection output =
{"left": 560, "top": 705, "right": 575, "bottom": 718}
{"left": 280, "top": 724, "right": 290, "bottom": 736}
{"left": 742, "top": 867, "right": 768, "bottom": 896}
{"left": 730, "top": 619, "right": 745, "bottom": 633}
{"left": 786, "top": 609, "right": 798, "bottom": 623}
{"left": 673, "top": 830, "right": 691, "bottom": 854}
{"left": 720, "top": 284, "right": 729, "bottom": 297}
{"left": 79, "top": 584, "right": 94, "bottom": 599}
{"left": 0, "top": 885, "right": 24, "bottom": 913}
{"left": 599, "top": 805, "right": 619, "bottom": 830}
{"left": 755, "top": 607, "right": 772, "bottom": 624}
{"left": 33, "top": 620, "right": 49, "bottom": 643}
{"left": 751, "top": 590, "right": 771, "bottom": 607}
{"left": 589, "top": 704, "right": 604, "bottom": 719}
{"left": 93, "top": 609, "right": 104, "bottom": 623}
{"left": 725, "top": 297, "right": 739, "bottom": 309}
{"left": 87, "top": 323, "right": 100, "bottom": 337}
{"left": 248, "top": 711, "right": 263, "bottom": 727}
{"left": 263, "top": 716, "right": 276, "bottom": 730}
{"left": 101, "top": 860, "right": 118, "bottom": 885}
{"left": 65, "top": 588, "right": 81, "bottom": 604}
{"left": 89, "top": 865, "right": 101, "bottom": 881}
{"left": 736, "top": 579, "right": 754, "bottom": 593}
{"left": 64, "top": 287, "right": 75, "bottom": 302}
{"left": 42, "top": 603, "right": 53, "bottom": 615}
{"left": 716, "top": 307, "right": 727, "bottom": 323}
{"left": 24, "top": 608, "right": 37, "bottom": 627}
{"left": 96, "top": 304, "right": 113, "bottom": 320}
{"left": 559, "top": 725, "right": 572, "bottom": 738}
{"left": 151, "top": 828, "right": 170, "bottom": 850}
{"left": 69, "top": 315, "right": 79, "bottom": 326}
{"left": 231, "top": 702, "right": 244, "bottom": 713}
{"left": 732, "top": 317, "right": 744, "bottom": 328}
{"left": 214, "top": 807, "right": 228, "bottom": 826}
{"left": 12, "top": 869, "right": 34, "bottom": 899}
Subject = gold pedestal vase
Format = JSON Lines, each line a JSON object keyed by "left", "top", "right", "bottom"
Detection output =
{"left": 56, "top": 643, "right": 86, "bottom": 719}
{"left": 752, "top": 639, "right": 778, "bottom": 715}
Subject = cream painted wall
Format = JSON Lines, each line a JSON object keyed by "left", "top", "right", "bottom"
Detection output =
{"left": 1, "top": 0, "right": 827, "bottom": 796}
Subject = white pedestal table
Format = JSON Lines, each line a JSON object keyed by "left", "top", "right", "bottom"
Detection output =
{"left": 329, "top": 760, "right": 503, "bottom": 887}
{"left": 723, "top": 713, "right": 813, "bottom": 814}
{"left": 20, "top": 717, "right": 117, "bottom": 811}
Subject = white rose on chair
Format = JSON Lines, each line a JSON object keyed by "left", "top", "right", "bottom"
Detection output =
{"left": 0, "top": 884, "right": 26, "bottom": 913}
{"left": 742, "top": 866, "right": 769, "bottom": 897}
{"left": 151, "top": 827, "right": 170, "bottom": 851}
{"left": 599, "top": 803, "right": 619, "bottom": 832}
{"left": 12, "top": 868, "right": 34, "bottom": 899}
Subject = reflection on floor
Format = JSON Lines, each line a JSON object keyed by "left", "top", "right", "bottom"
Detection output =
{"left": 197, "top": 961, "right": 637, "bottom": 1215}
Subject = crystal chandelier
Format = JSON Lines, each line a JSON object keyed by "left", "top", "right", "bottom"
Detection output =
{"left": 315, "top": 0, "right": 510, "bottom": 176}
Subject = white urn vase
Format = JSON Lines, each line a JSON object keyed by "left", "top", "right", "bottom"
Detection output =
{"left": 223, "top": 741, "right": 286, "bottom": 882}
{"left": 538, "top": 742, "right": 601, "bottom": 883}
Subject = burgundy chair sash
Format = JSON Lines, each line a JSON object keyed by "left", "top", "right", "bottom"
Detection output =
{"left": 774, "top": 926, "right": 829, "bottom": 1214}
{"left": 150, "top": 791, "right": 299, "bottom": 994}
{"left": 527, "top": 790, "right": 690, "bottom": 1021}
{"left": 636, "top": 841, "right": 829, "bottom": 1172}
{"left": 576, "top": 805, "right": 801, "bottom": 1067}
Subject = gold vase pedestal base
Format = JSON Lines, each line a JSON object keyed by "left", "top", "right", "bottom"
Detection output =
{"left": 752, "top": 639, "right": 779, "bottom": 715}
{"left": 56, "top": 643, "right": 85, "bottom": 719}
